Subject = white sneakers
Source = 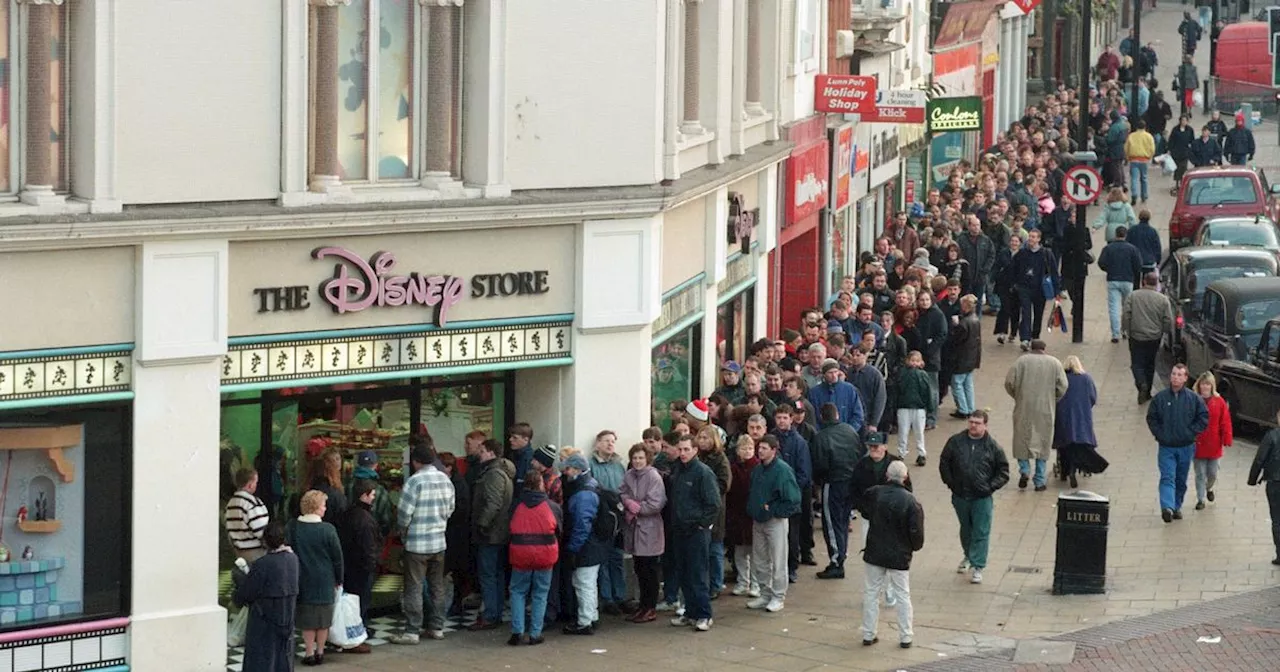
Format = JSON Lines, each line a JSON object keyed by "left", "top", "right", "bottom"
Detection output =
{"left": 765, "top": 599, "right": 785, "bottom": 613}
{"left": 970, "top": 568, "right": 984, "bottom": 584}
{"left": 694, "top": 618, "right": 713, "bottom": 631}
{"left": 388, "top": 632, "right": 419, "bottom": 645}
{"left": 670, "top": 615, "right": 692, "bottom": 627}
{"left": 673, "top": 615, "right": 714, "bottom": 631}
{"left": 956, "top": 557, "right": 971, "bottom": 573}
{"left": 746, "top": 596, "right": 769, "bottom": 610}
{"left": 655, "top": 600, "right": 678, "bottom": 612}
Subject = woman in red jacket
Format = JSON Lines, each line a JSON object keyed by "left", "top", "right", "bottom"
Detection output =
{"left": 1193, "top": 372, "right": 1233, "bottom": 510}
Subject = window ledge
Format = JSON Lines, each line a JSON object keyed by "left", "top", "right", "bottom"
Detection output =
{"left": 284, "top": 181, "right": 490, "bottom": 208}
{"left": 676, "top": 129, "right": 715, "bottom": 153}
{"left": 0, "top": 196, "right": 89, "bottom": 219}
{"left": 743, "top": 110, "right": 773, "bottom": 130}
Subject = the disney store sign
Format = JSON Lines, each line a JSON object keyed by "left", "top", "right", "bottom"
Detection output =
{"left": 251, "top": 246, "right": 550, "bottom": 327}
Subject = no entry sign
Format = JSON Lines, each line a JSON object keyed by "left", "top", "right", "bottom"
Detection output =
{"left": 1062, "top": 165, "right": 1103, "bottom": 206}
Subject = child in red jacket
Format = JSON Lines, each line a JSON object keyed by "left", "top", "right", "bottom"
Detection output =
{"left": 1193, "top": 372, "right": 1233, "bottom": 510}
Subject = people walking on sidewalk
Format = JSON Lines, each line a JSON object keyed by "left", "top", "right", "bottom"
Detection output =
{"left": 1098, "top": 226, "right": 1144, "bottom": 342}
{"left": 1053, "top": 356, "right": 1102, "bottom": 489}
{"left": 1126, "top": 210, "right": 1162, "bottom": 272}
{"left": 896, "top": 352, "right": 936, "bottom": 467}
{"left": 1174, "top": 55, "right": 1199, "bottom": 116}
{"left": 1189, "top": 124, "right": 1223, "bottom": 167}
{"left": 992, "top": 235, "right": 1023, "bottom": 344}
{"left": 948, "top": 295, "right": 982, "bottom": 419}
{"left": 746, "top": 435, "right": 801, "bottom": 613}
{"left": 1147, "top": 364, "right": 1210, "bottom": 523}
{"left": 811, "top": 403, "right": 863, "bottom": 580}
{"left": 1123, "top": 273, "right": 1174, "bottom": 404}
{"left": 1005, "top": 340, "right": 1069, "bottom": 492}
{"left": 939, "top": 411, "right": 1010, "bottom": 585}
{"left": 1223, "top": 113, "right": 1256, "bottom": 166}
{"left": 1167, "top": 116, "right": 1195, "bottom": 183}
{"left": 860, "top": 460, "right": 923, "bottom": 649}
{"left": 1179, "top": 12, "right": 1203, "bottom": 57}
{"left": 1125, "top": 120, "right": 1156, "bottom": 204}
{"left": 1193, "top": 372, "right": 1233, "bottom": 510}
{"left": 1092, "top": 187, "right": 1139, "bottom": 243}
{"left": 1012, "top": 229, "right": 1059, "bottom": 349}
{"left": 1246, "top": 414, "right": 1280, "bottom": 565}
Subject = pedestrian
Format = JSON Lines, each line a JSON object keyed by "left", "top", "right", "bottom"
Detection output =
{"left": 1011, "top": 229, "right": 1059, "bottom": 349}
{"left": 588, "top": 430, "right": 629, "bottom": 616}
{"left": 808, "top": 358, "right": 864, "bottom": 430}
{"left": 225, "top": 468, "right": 271, "bottom": 565}
{"left": 846, "top": 345, "right": 887, "bottom": 435}
{"left": 693, "top": 426, "right": 731, "bottom": 599}
{"left": 336, "top": 479, "right": 379, "bottom": 653}
{"left": 1005, "top": 339, "right": 1069, "bottom": 491}
{"left": 560, "top": 452, "right": 608, "bottom": 635}
{"left": 439, "top": 453, "right": 474, "bottom": 620}
{"left": 811, "top": 402, "right": 863, "bottom": 580}
{"left": 303, "top": 448, "right": 348, "bottom": 526}
{"left": 948, "top": 295, "right": 982, "bottom": 419}
{"left": 1174, "top": 54, "right": 1199, "bottom": 116}
{"left": 345, "top": 450, "right": 396, "bottom": 537}
{"left": 726, "top": 435, "right": 760, "bottom": 597}
{"left": 1097, "top": 225, "right": 1144, "bottom": 342}
{"left": 746, "top": 435, "right": 801, "bottom": 613}
{"left": 860, "top": 460, "right": 923, "bottom": 650}
{"left": 915, "top": 290, "right": 950, "bottom": 428}
{"left": 1123, "top": 273, "right": 1174, "bottom": 404}
{"left": 507, "top": 470, "right": 561, "bottom": 646}
{"left": 620, "top": 442, "right": 667, "bottom": 623}
{"left": 1246, "top": 413, "right": 1280, "bottom": 565}
{"left": 469, "top": 439, "right": 515, "bottom": 631}
{"left": 1189, "top": 124, "right": 1223, "bottom": 167}
{"left": 992, "top": 234, "right": 1023, "bottom": 344}
{"left": 1178, "top": 11, "right": 1202, "bottom": 57}
{"left": 896, "top": 351, "right": 935, "bottom": 467}
{"left": 1092, "top": 187, "right": 1138, "bottom": 243}
{"left": 1167, "top": 115, "right": 1195, "bottom": 184}
{"left": 1124, "top": 119, "right": 1155, "bottom": 204}
{"left": 851, "top": 432, "right": 910, "bottom": 547}
{"left": 231, "top": 521, "right": 299, "bottom": 672}
{"left": 667, "top": 434, "right": 722, "bottom": 632}
{"left": 1147, "top": 364, "right": 1210, "bottom": 523}
{"left": 389, "top": 443, "right": 455, "bottom": 645}
{"left": 771, "top": 404, "right": 814, "bottom": 581}
{"left": 939, "top": 411, "right": 1010, "bottom": 584}
{"left": 287, "top": 490, "right": 344, "bottom": 666}
{"left": 1052, "top": 356, "right": 1100, "bottom": 489}
{"left": 507, "top": 423, "right": 536, "bottom": 494}
{"left": 1192, "top": 371, "right": 1233, "bottom": 510}
{"left": 1223, "top": 112, "right": 1256, "bottom": 165}
{"left": 1126, "top": 209, "right": 1162, "bottom": 271}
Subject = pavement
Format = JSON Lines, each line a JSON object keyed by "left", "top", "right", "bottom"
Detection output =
{"left": 238, "top": 6, "right": 1280, "bottom": 671}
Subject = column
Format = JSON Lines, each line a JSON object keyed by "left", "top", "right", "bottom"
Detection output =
{"left": 460, "top": 0, "right": 510, "bottom": 197}
{"left": 745, "top": 0, "right": 763, "bottom": 116}
{"left": 998, "top": 18, "right": 1011, "bottom": 131}
{"left": 681, "top": 0, "right": 704, "bottom": 136}
{"left": 309, "top": 0, "right": 344, "bottom": 193}
{"left": 422, "top": 0, "right": 464, "bottom": 192}
{"left": 1016, "top": 17, "right": 1028, "bottom": 116}
{"left": 19, "top": 0, "right": 56, "bottom": 205}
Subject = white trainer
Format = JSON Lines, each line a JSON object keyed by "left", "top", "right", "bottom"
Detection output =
{"left": 970, "top": 568, "right": 984, "bottom": 584}
{"left": 765, "top": 599, "right": 785, "bottom": 613}
{"left": 694, "top": 618, "right": 713, "bottom": 631}
{"left": 956, "top": 558, "right": 971, "bottom": 574}
{"left": 746, "top": 596, "right": 769, "bottom": 609}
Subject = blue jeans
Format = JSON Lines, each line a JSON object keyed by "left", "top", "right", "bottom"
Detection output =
{"left": 1158, "top": 445, "right": 1195, "bottom": 511}
{"left": 662, "top": 547, "right": 680, "bottom": 604}
{"left": 509, "top": 569, "right": 552, "bottom": 637}
{"left": 674, "top": 527, "right": 712, "bottom": 621}
{"left": 1106, "top": 280, "right": 1134, "bottom": 338}
{"left": 598, "top": 546, "right": 627, "bottom": 604}
{"left": 985, "top": 278, "right": 1001, "bottom": 312}
{"left": 1129, "top": 161, "right": 1149, "bottom": 202}
{"left": 1018, "top": 458, "right": 1047, "bottom": 487}
{"left": 950, "top": 372, "right": 975, "bottom": 414}
{"left": 708, "top": 540, "right": 726, "bottom": 592}
{"left": 477, "top": 543, "right": 505, "bottom": 623}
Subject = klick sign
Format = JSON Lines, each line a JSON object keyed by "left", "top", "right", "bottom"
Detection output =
{"left": 814, "top": 74, "right": 877, "bottom": 114}
{"left": 927, "top": 96, "right": 984, "bottom": 133}
{"left": 251, "top": 247, "right": 551, "bottom": 328}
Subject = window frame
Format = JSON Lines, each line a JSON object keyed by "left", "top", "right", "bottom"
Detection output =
{"left": 0, "top": 0, "right": 72, "bottom": 198}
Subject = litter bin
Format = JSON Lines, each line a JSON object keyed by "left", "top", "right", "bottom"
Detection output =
{"left": 1053, "top": 490, "right": 1108, "bottom": 595}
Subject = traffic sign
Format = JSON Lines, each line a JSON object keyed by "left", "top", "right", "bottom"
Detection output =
{"left": 1062, "top": 165, "right": 1103, "bottom": 206}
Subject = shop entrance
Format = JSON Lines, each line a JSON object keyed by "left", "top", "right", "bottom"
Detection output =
{"left": 217, "top": 373, "right": 511, "bottom": 615}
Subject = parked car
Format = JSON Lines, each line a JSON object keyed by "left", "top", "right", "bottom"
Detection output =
{"left": 1192, "top": 215, "right": 1280, "bottom": 252}
{"left": 1182, "top": 277, "right": 1280, "bottom": 378}
{"left": 1214, "top": 317, "right": 1280, "bottom": 430}
{"left": 1168, "top": 166, "right": 1280, "bottom": 252}
{"left": 1158, "top": 246, "right": 1280, "bottom": 361}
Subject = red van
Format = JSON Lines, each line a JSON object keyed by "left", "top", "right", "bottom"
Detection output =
{"left": 1213, "top": 22, "right": 1271, "bottom": 87}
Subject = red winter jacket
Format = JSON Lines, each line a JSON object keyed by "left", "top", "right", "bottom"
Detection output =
{"left": 1194, "top": 395, "right": 1233, "bottom": 460}
{"left": 508, "top": 495, "right": 560, "bottom": 571}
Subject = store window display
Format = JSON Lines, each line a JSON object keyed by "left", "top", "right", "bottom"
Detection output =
{"left": 717, "top": 292, "right": 754, "bottom": 364}
{"left": 651, "top": 328, "right": 699, "bottom": 431}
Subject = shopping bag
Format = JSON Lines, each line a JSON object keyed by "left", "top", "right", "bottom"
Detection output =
{"left": 1192, "top": 90, "right": 1204, "bottom": 108}
{"left": 1052, "top": 300, "right": 1069, "bottom": 333}
{"left": 328, "top": 590, "right": 368, "bottom": 648}
{"left": 227, "top": 606, "right": 249, "bottom": 648}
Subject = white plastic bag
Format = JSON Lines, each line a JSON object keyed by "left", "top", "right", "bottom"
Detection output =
{"left": 1193, "top": 90, "right": 1204, "bottom": 108}
{"left": 227, "top": 606, "right": 249, "bottom": 647}
{"left": 328, "top": 590, "right": 368, "bottom": 648}
{"left": 1155, "top": 153, "right": 1175, "bottom": 175}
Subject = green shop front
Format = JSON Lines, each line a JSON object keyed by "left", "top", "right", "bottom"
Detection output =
{"left": 217, "top": 227, "right": 576, "bottom": 614}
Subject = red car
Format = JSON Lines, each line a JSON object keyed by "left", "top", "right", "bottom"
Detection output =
{"left": 1169, "top": 166, "right": 1280, "bottom": 253}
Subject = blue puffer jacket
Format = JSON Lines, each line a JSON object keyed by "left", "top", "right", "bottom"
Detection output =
{"left": 1146, "top": 387, "right": 1209, "bottom": 448}
{"left": 808, "top": 381, "right": 864, "bottom": 432}
{"left": 564, "top": 474, "right": 608, "bottom": 567}
{"left": 771, "top": 428, "right": 813, "bottom": 490}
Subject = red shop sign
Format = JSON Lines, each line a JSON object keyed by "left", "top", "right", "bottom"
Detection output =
{"left": 786, "top": 140, "right": 829, "bottom": 224}
{"left": 814, "top": 74, "right": 877, "bottom": 114}
{"left": 833, "top": 126, "right": 853, "bottom": 211}
{"left": 905, "top": 179, "right": 916, "bottom": 206}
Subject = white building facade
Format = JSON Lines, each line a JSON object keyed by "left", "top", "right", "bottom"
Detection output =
{"left": 0, "top": 0, "right": 817, "bottom": 669}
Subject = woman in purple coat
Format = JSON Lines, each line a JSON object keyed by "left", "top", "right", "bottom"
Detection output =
{"left": 620, "top": 443, "right": 667, "bottom": 623}
{"left": 1053, "top": 356, "right": 1102, "bottom": 488}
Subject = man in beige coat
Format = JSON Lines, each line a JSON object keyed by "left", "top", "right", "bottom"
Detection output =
{"left": 1004, "top": 340, "right": 1069, "bottom": 491}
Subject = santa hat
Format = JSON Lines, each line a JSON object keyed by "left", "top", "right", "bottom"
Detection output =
{"left": 686, "top": 399, "right": 710, "bottom": 422}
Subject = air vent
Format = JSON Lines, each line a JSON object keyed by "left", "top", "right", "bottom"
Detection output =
{"left": 836, "top": 30, "right": 855, "bottom": 58}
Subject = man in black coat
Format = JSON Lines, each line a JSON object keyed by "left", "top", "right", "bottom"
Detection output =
{"left": 859, "top": 460, "right": 923, "bottom": 648}
{"left": 947, "top": 295, "right": 983, "bottom": 419}
{"left": 914, "top": 291, "right": 949, "bottom": 429}
{"left": 1189, "top": 125, "right": 1222, "bottom": 167}
{"left": 1097, "top": 226, "right": 1144, "bottom": 342}
{"left": 1057, "top": 210, "right": 1093, "bottom": 343}
{"left": 1167, "top": 115, "right": 1195, "bottom": 183}
{"left": 1011, "top": 229, "right": 1059, "bottom": 349}
{"left": 957, "top": 215, "right": 995, "bottom": 304}
{"left": 811, "top": 403, "right": 864, "bottom": 580}
{"left": 938, "top": 411, "right": 1010, "bottom": 585}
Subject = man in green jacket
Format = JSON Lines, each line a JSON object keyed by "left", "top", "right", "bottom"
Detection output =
{"left": 745, "top": 435, "right": 801, "bottom": 613}
{"left": 810, "top": 403, "right": 863, "bottom": 580}
{"left": 668, "top": 435, "right": 722, "bottom": 632}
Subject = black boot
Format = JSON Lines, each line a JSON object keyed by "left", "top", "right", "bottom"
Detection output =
{"left": 816, "top": 563, "right": 845, "bottom": 580}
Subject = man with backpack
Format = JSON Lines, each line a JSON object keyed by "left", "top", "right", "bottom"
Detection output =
{"left": 667, "top": 434, "right": 722, "bottom": 632}
{"left": 560, "top": 453, "right": 611, "bottom": 635}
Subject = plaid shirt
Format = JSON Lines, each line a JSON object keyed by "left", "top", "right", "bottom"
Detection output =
{"left": 397, "top": 465, "right": 455, "bottom": 555}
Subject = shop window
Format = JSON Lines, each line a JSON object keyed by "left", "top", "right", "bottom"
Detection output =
{"left": 829, "top": 209, "right": 852, "bottom": 302}
{"left": 0, "top": 403, "right": 132, "bottom": 631}
{"left": 0, "top": 1, "right": 71, "bottom": 195}
{"left": 717, "top": 291, "right": 754, "bottom": 365}
{"left": 651, "top": 326, "right": 701, "bottom": 431}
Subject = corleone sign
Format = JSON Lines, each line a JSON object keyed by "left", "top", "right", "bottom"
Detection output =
{"left": 814, "top": 74, "right": 876, "bottom": 113}
{"left": 928, "top": 96, "right": 983, "bottom": 132}
{"left": 251, "top": 247, "right": 550, "bottom": 328}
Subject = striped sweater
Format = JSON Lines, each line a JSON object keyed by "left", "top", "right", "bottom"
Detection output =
{"left": 225, "top": 490, "right": 270, "bottom": 550}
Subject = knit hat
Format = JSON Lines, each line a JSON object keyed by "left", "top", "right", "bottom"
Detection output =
{"left": 686, "top": 399, "right": 710, "bottom": 422}
{"left": 356, "top": 450, "right": 378, "bottom": 467}
{"left": 533, "top": 444, "right": 557, "bottom": 469}
{"left": 561, "top": 453, "right": 589, "bottom": 473}
{"left": 821, "top": 358, "right": 840, "bottom": 374}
